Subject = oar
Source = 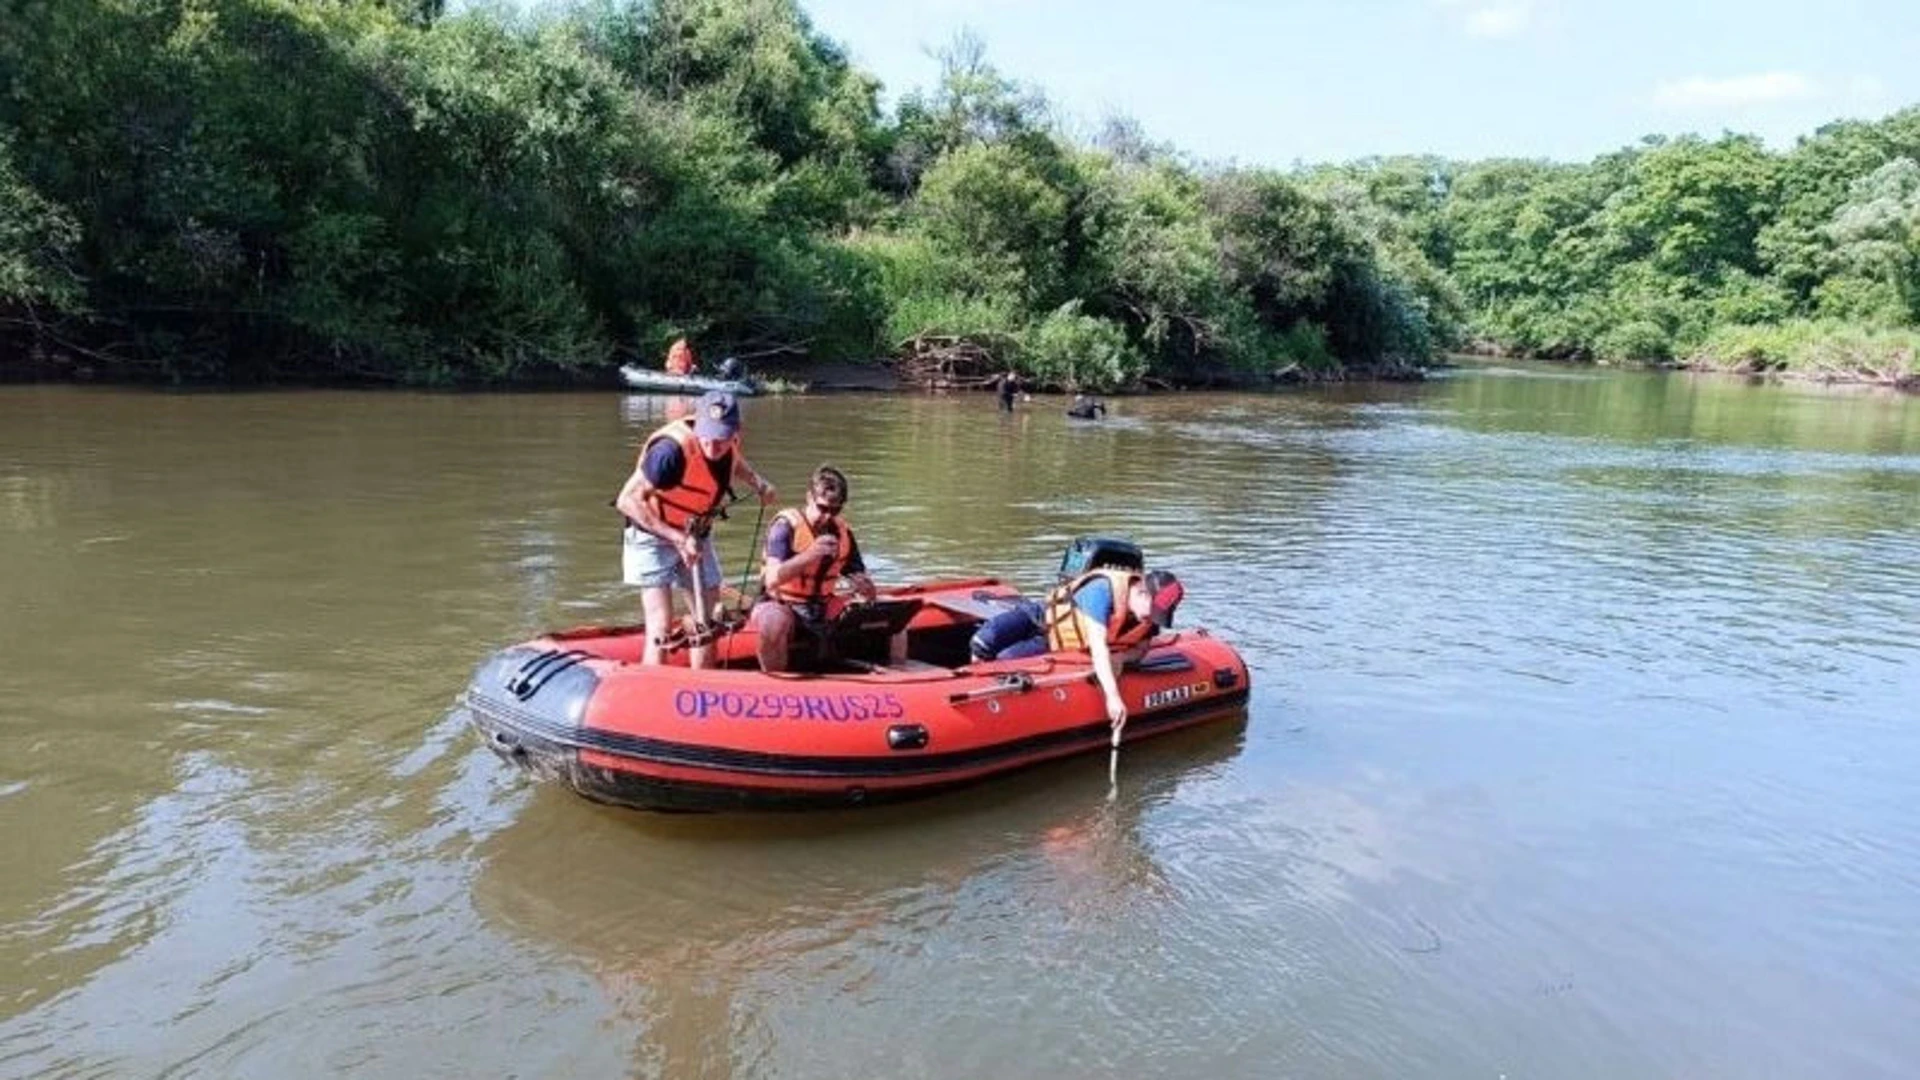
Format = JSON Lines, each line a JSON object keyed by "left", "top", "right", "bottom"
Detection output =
{"left": 946, "top": 648, "right": 1192, "bottom": 705}
{"left": 946, "top": 667, "right": 1094, "bottom": 705}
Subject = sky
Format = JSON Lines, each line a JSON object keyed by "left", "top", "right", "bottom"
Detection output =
{"left": 799, "top": 0, "right": 1920, "bottom": 166}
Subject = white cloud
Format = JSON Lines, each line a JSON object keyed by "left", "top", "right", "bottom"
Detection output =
{"left": 1467, "top": 3, "right": 1530, "bottom": 37}
{"left": 1437, "top": 0, "right": 1534, "bottom": 39}
{"left": 1845, "top": 74, "right": 1888, "bottom": 104}
{"left": 1652, "top": 71, "right": 1822, "bottom": 110}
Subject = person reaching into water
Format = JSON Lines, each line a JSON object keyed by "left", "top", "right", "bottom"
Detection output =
{"left": 613, "top": 391, "right": 776, "bottom": 668}
{"left": 969, "top": 568, "right": 1184, "bottom": 735}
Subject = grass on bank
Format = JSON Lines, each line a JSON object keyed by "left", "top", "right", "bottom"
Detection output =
{"left": 1688, "top": 321, "right": 1920, "bottom": 384}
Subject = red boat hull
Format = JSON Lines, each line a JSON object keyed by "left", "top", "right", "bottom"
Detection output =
{"left": 463, "top": 579, "right": 1251, "bottom": 811}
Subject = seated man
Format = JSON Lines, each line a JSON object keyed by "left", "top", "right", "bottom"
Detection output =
{"left": 968, "top": 568, "right": 1184, "bottom": 732}
{"left": 751, "top": 465, "right": 904, "bottom": 672}
{"left": 664, "top": 337, "right": 697, "bottom": 375}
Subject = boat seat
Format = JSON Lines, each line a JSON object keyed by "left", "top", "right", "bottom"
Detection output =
{"left": 840, "top": 657, "right": 949, "bottom": 675}
{"left": 923, "top": 590, "right": 1026, "bottom": 623}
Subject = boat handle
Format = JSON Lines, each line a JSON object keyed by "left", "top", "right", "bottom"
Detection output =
{"left": 887, "top": 724, "right": 929, "bottom": 751}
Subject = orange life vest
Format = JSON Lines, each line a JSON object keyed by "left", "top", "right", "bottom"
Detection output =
{"left": 770, "top": 508, "right": 853, "bottom": 604}
{"left": 640, "top": 419, "right": 730, "bottom": 531}
{"left": 665, "top": 339, "right": 696, "bottom": 376}
{"left": 1045, "top": 569, "right": 1155, "bottom": 653}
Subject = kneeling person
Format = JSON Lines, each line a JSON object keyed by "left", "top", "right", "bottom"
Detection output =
{"left": 969, "top": 568, "right": 1184, "bottom": 731}
{"left": 752, "top": 466, "right": 894, "bottom": 672}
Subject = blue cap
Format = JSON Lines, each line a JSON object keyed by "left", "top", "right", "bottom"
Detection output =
{"left": 693, "top": 390, "right": 740, "bottom": 440}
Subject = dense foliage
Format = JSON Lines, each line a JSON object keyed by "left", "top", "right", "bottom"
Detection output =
{"left": 2, "top": 0, "right": 1916, "bottom": 386}
{"left": 1397, "top": 113, "right": 1920, "bottom": 371}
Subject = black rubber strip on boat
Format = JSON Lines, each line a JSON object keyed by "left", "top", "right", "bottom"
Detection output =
{"left": 467, "top": 687, "right": 1249, "bottom": 779}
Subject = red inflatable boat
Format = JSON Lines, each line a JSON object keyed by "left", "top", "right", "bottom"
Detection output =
{"left": 463, "top": 564, "right": 1250, "bottom": 812}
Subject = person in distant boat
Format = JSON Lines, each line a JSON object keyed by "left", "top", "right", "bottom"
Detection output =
{"left": 715, "top": 355, "right": 745, "bottom": 383}
{"left": 751, "top": 465, "right": 905, "bottom": 672}
{"left": 996, "top": 369, "right": 1023, "bottom": 412}
{"left": 664, "top": 337, "right": 697, "bottom": 376}
{"left": 614, "top": 390, "right": 776, "bottom": 668}
{"left": 969, "top": 568, "right": 1184, "bottom": 732}
{"left": 1066, "top": 394, "right": 1106, "bottom": 420}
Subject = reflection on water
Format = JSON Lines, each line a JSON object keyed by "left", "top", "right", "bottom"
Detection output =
{"left": 1, "top": 366, "right": 1918, "bottom": 1078}
{"left": 472, "top": 723, "right": 1242, "bottom": 1077}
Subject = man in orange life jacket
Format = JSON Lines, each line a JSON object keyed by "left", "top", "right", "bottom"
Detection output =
{"left": 969, "top": 568, "right": 1184, "bottom": 731}
{"left": 664, "top": 337, "right": 696, "bottom": 376}
{"left": 750, "top": 465, "right": 903, "bottom": 673}
{"left": 613, "top": 390, "right": 776, "bottom": 668}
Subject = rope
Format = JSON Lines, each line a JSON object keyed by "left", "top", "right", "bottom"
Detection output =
{"left": 736, "top": 497, "right": 767, "bottom": 607}
{"left": 717, "top": 497, "right": 769, "bottom": 656}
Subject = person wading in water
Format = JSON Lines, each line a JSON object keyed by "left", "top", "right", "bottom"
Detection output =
{"left": 997, "top": 369, "right": 1025, "bottom": 412}
{"left": 1066, "top": 394, "right": 1106, "bottom": 419}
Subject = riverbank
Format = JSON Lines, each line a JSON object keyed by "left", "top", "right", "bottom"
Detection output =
{"left": 1, "top": 349, "right": 1426, "bottom": 393}
{"left": 773, "top": 356, "right": 1428, "bottom": 395}
{"left": 1680, "top": 321, "right": 1920, "bottom": 391}
{"left": 1454, "top": 322, "right": 1920, "bottom": 393}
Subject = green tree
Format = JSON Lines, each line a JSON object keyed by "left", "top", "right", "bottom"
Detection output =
{"left": 1758, "top": 108, "right": 1920, "bottom": 308}
{"left": 910, "top": 141, "right": 1070, "bottom": 305}
{"left": 0, "top": 133, "right": 82, "bottom": 312}
{"left": 1824, "top": 157, "right": 1920, "bottom": 322}
{"left": 1074, "top": 155, "right": 1231, "bottom": 368}
{"left": 884, "top": 31, "right": 1051, "bottom": 193}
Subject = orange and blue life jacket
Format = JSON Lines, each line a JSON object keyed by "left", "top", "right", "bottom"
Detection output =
{"left": 640, "top": 419, "right": 729, "bottom": 531}
{"left": 769, "top": 508, "right": 853, "bottom": 604}
{"left": 1044, "top": 569, "right": 1155, "bottom": 653}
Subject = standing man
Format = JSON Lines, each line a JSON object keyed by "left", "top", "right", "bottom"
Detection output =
{"left": 996, "top": 369, "right": 1023, "bottom": 412}
{"left": 613, "top": 391, "right": 776, "bottom": 667}
{"left": 751, "top": 466, "right": 905, "bottom": 672}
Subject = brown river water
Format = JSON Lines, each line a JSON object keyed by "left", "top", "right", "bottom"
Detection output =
{"left": 2, "top": 364, "right": 1918, "bottom": 1078}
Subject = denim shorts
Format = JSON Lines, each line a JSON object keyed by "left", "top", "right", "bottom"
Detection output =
{"left": 623, "top": 526, "right": 723, "bottom": 590}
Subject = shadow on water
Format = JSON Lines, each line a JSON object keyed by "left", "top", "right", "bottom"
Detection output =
{"left": 469, "top": 717, "right": 1247, "bottom": 1076}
